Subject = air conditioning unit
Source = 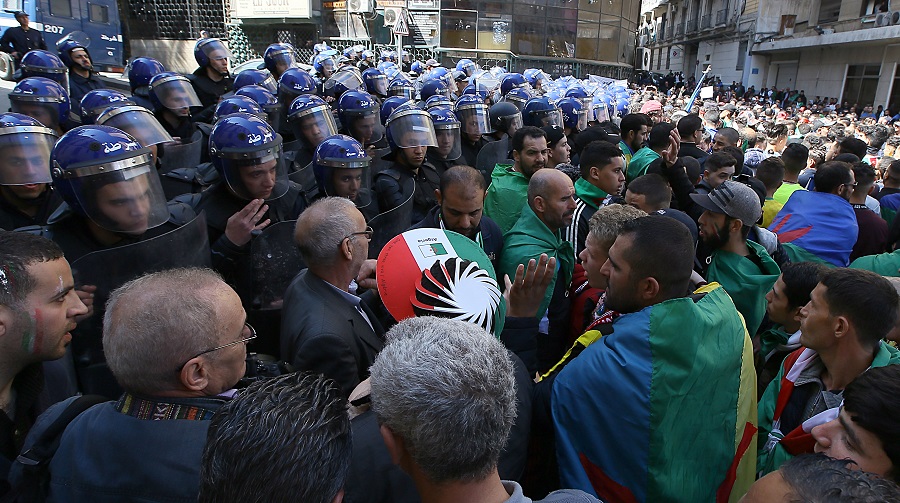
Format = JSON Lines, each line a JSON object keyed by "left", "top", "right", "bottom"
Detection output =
{"left": 384, "top": 7, "right": 400, "bottom": 26}
{"left": 348, "top": 0, "right": 372, "bottom": 13}
{"left": 638, "top": 47, "right": 651, "bottom": 71}
{"left": 875, "top": 11, "right": 899, "bottom": 27}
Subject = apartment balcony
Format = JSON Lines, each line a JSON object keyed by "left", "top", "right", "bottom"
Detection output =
{"left": 716, "top": 8, "right": 727, "bottom": 26}
{"left": 675, "top": 23, "right": 684, "bottom": 36}
{"left": 686, "top": 19, "right": 697, "bottom": 32}
{"left": 700, "top": 15, "right": 711, "bottom": 29}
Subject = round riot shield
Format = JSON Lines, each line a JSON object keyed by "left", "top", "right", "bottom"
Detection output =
{"left": 288, "top": 161, "right": 320, "bottom": 202}
{"left": 157, "top": 130, "right": 203, "bottom": 174}
{"left": 368, "top": 189, "right": 414, "bottom": 259}
{"left": 70, "top": 212, "right": 211, "bottom": 397}
{"left": 476, "top": 136, "right": 511, "bottom": 176}
{"left": 249, "top": 219, "right": 306, "bottom": 310}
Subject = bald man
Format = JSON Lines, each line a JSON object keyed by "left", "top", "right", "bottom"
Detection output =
{"left": 500, "top": 169, "right": 577, "bottom": 372}
{"left": 280, "top": 197, "right": 385, "bottom": 398}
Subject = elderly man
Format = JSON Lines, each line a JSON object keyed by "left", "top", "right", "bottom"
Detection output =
{"left": 0, "top": 233, "right": 88, "bottom": 493}
{"left": 199, "top": 372, "right": 351, "bottom": 503}
{"left": 501, "top": 169, "right": 576, "bottom": 372}
{"left": 281, "top": 197, "right": 385, "bottom": 398}
{"left": 370, "top": 317, "right": 601, "bottom": 503}
{"left": 9, "top": 268, "right": 247, "bottom": 501}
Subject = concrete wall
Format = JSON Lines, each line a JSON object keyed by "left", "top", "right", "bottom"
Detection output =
{"left": 875, "top": 44, "right": 900, "bottom": 108}
{"left": 130, "top": 40, "right": 199, "bottom": 75}
{"left": 697, "top": 39, "right": 741, "bottom": 83}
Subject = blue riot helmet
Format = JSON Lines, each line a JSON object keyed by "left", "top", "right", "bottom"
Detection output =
{"left": 385, "top": 106, "right": 437, "bottom": 155}
{"left": 20, "top": 50, "right": 68, "bottom": 91}
{"left": 522, "top": 97, "right": 563, "bottom": 128}
{"left": 126, "top": 57, "right": 165, "bottom": 95}
{"left": 57, "top": 39, "right": 91, "bottom": 71}
{"left": 523, "top": 68, "right": 549, "bottom": 89}
{"left": 615, "top": 97, "right": 630, "bottom": 118}
{"left": 387, "top": 76, "right": 415, "bottom": 100}
{"left": 233, "top": 68, "right": 277, "bottom": 94}
{"left": 213, "top": 95, "right": 264, "bottom": 122}
{"left": 278, "top": 67, "right": 317, "bottom": 106}
{"left": 424, "top": 94, "right": 452, "bottom": 111}
{"left": 50, "top": 125, "right": 169, "bottom": 234}
{"left": 343, "top": 46, "right": 359, "bottom": 60}
{"left": 362, "top": 68, "right": 388, "bottom": 97}
{"left": 313, "top": 53, "right": 336, "bottom": 78}
{"left": 462, "top": 84, "right": 476, "bottom": 96}
{"left": 235, "top": 85, "right": 282, "bottom": 128}
{"left": 322, "top": 66, "right": 364, "bottom": 99}
{"left": 96, "top": 104, "right": 174, "bottom": 159}
{"left": 380, "top": 96, "right": 413, "bottom": 125}
{"left": 313, "top": 134, "right": 372, "bottom": 208}
{"left": 360, "top": 50, "right": 375, "bottom": 63}
{"left": 502, "top": 87, "right": 532, "bottom": 111}
{"left": 429, "top": 67, "right": 452, "bottom": 86}
{"left": 489, "top": 101, "right": 523, "bottom": 137}
{"left": 80, "top": 89, "right": 133, "bottom": 125}
{"left": 428, "top": 106, "right": 461, "bottom": 161}
{"left": 556, "top": 97, "right": 588, "bottom": 132}
{"left": 209, "top": 113, "right": 289, "bottom": 201}
{"left": 149, "top": 72, "right": 202, "bottom": 115}
{"left": 338, "top": 90, "right": 381, "bottom": 145}
{"left": 194, "top": 38, "right": 231, "bottom": 76}
{"left": 499, "top": 73, "right": 527, "bottom": 97}
{"left": 9, "top": 77, "right": 70, "bottom": 132}
{"left": 287, "top": 94, "right": 338, "bottom": 150}
{"left": 454, "top": 94, "right": 492, "bottom": 140}
{"left": 382, "top": 64, "right": 401, "bottom": 81}
{"left": 410, "top": 61, "right": 424, "bottom": 75}
{"left": 590, "top": 94, "right": 611, "bottom": 123}
{"left": 379, "top": 50, "right": 391, "bottom": 62}
{"left": 455, "top": 59, "right": 478, "bottom": 78}
{"left": 0, "top": 113, "right": 57, "bottom": 187}
{"left": 262, "top": 43, "right": 297, "bottom": 79}
{"left": 420, "top": 78, "right": 450, "bottom": 101}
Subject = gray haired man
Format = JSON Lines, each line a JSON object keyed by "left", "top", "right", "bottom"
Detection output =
{"left": 370, "top": 316, "right": 601, "bottom": 503}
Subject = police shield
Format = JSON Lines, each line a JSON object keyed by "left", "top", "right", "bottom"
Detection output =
{"left": 288, "top": 161, "right": 319, "bottom": 201}
{"left": 370, "top": 146, "right": 392, "bottom": 175}
{"left": 249, "top": 220, "right": 306, "bottom": 311}
{"left": 70, "top": 213, "right": 212, "bottom": 397}
{"left": 158, "top": 130, "right": 204, "bottom": 174}
{"left": 476, "top": 136, "right": 511, "bottom": 178}
{"left": 368, "top": 191, "right": 414, "bottom": 259}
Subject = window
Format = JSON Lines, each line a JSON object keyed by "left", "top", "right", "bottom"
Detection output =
{"left": 818, "top": 0, "right": 840, "bottom": 24}
{"left": 512, "top": 16, "right": 546, "bottom": 56}
{"left": 440, "top": 9, "right": 477, "bottom": 49}
{"left": 736, "top": 40, "right": 747, "bottom": 71}
{"left": 888, "top": 66, "right": 900, "bottom": 115}
{"left": 842, "top": 64, "right": 881, "bottom": 106}
{"left": 0, "top": 0, "right": 22, "bottom": 11}
{"left": 89, "top": 3, "right": 109, "bottom": 23}
{"left": 49, "top": 0, "right": 73, "bottom": 17}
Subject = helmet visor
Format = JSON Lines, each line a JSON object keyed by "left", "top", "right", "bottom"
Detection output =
{"left": 97, "top": 106, "right": 174, "bottom": 147}
{"left": 432, "top": 125, "right": 461, "bottom": 161}
{"left": 0, "top": 127, "right": 55, "bottom": 185}
{"left": 153, "top": 78, "right": 202, "bottom": 110}
{"left": 10, "top": 100, "right": 62, "bottom": 131}
{"left": 592, "top": 104, "right": 609, "bottom": 123}
{"left": 324, "top": 70, "right": 363, "bottom": 95}
{"left": 319, "top": 162, "right": 373, "bottom": 209}
{"left": 388, "top": 112, "right": 437, "bottom": 148}
{"left": 201, "top": 40, "right": 232, "bottom": 63}
{"left": 218, "top": 140, "right": 290, "bottom": 201}
{"left": 257, "top": 74, "right": 278, "bottom": 94}
{"left": 537, "top": 109, "right": 563, "bottom": 127}
{"left": 502, "top": 113, "right": 523, "bottom": 137}
{"left": 388, "top": 85, "right": 414, "bottom": 100}
{"left": 272, "top": 52, "right": 298, "bottom": 72}
{"left": 369, "top": 74, "right": 388, "bottom": 96}
{"left": 68, "top": 153, "right": 170, "bottom": 234}
{"left": 347, "top": 112, "right": 384, "bottom": 147}
{"left": 575, "top": 109, "right": 589, "bottom": 131}
{"left": 289, "top": 106, "right": 338, "bottom": 148}
{"left": 502, "top": 93, "right": 527, "bottom": 110}
{"left": 457, "top": 106, "right": 491, "bottom": 135}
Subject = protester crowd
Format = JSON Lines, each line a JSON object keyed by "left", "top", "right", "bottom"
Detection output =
{"left": 2, "top": 36, "right": 900, "bottom": 502}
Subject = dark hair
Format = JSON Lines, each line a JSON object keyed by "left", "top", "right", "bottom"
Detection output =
{"left": 852, "top": 162, "right": 876, "bottom": 188}
{"left": 819, "top": 268, "right": 900, "bottom": 349}
{"left": 814, "top": 161, "right": 854, "bottom": 194}
{"left": 843, "top": 365, "right": 900, "bottom": 482}
{"left": 780, "top": 261, "right": 827, "bottom": 309}
{"left": 704, "top": 151, "right": 736, "bottom": 173}
{"left": 619, "top": 113, "right": 651, "bottom": 138}
{"left": 440, "top": 165, "right": 486, "bottom": 194}
{"left": 723, "top": 145, "right": 744, "bottom": 169}
{"left": 839, "top": 137, "right": 868, "bottom": 159}
{"left": 765, "top": 123, "right": 788, "bottom": 140}
{"left": 889, "top": 159, "right": 900, "bottom": 180}
{"left": 511, "top": 126, "right": 546, "bottom": 154}
{"left": 618, "top": 216, "right": 693, "bottom": 299}
{"left": 0, "top": 232, "right": 64, "bottom": 308}
{"left": 780, "top": 453, "right": 900, "bottom": 501}
{"left": 572, "top": 125, "right": 610, "bottom": 157}
{"left": 755, "top": 157, "right": 785, "bottom": 191}
{"left": 682, "top": 156, "right": 702, "bottom": 184}
{"left": 715, "top": 127, "right": 740, "bottom": 147}
{"left": 835, "top": 153, "right": 861, "bottom": 165}
{"left": 626, "top": 174, "right": 670, "bottom": 209}
{"left": 676, "top": 113, "right": 703, "bottom": 138}
{"left": 647, "top": 122, "right": 676, "bottom": 150}
{"left": 199, "top": 372, "right": 352, "bottom": 503}
{"left": 781, "top": 143, "right": 810, "bottom": 175}
{"left": 578, "top": 140, "right": 623, "bottom": 179}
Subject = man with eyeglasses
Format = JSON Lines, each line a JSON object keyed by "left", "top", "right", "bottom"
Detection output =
{"left": 281, "top": 197, "right": 385, "bottom": 398}
{"left": 9, "top": 268, "right": 247, "bottom": 501}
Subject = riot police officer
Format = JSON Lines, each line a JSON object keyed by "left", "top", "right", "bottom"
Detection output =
{"left": 454, "top": 94, "right": 491, "bottom": 166}
{"left": 80, "top": 89, "right": 132, "bottom": 125}
{"left": 426, "top": 106, "right": 462, "bottom": 174}
{"left": 149, "top": 71, "right": 203, "bottom": 141}
{"left": 285, "top": 94, "right": 338, "bottom": 174}
{"left": 58, "top": 39, "right": 105, "bottom": 105}
{"left": 189, "top": 37, "right": 234, "bottom": 122}
{"left": 261, "top": 43, "right": 298, "bottom": 81}
{"left": 19, "top": 49, "right": 67, "bottom": 90}
{"left": 337, "top": 90, "right": 383, "bottom": 150}
{"left": 313, "top": 134, "right": 379, "bottom": 221}
{"left": 9, "top": 76, "right": 71, "bottom": 135}
{"left": 126, "top": 57, "right": 165, "bottom": 111}
{"left": 0, "top": 113, "right": 61, "bottom": 230}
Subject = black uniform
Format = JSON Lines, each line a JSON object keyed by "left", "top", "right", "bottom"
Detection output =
{"left": 373, "top": 162, "right": 441, "bottom": 226}
{"left": 189, "top": 67, "right": 233, "bottom": 123}
{"left": 0, "top": 187, "right": 62, "bottom": 231}
{"left": 460, "top": 136, "right": 488, "bottom": 167}
{"left": 68, "top": 71, "right": 106, "bottom": 107}
{"left": 0, "top": 26, "right": 45, "bottom": 62}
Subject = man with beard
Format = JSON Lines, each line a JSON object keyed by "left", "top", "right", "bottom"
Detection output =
{"left": 0, "top": 113, "right": 63, "bottom": 230}
{"left": 553, "top": 216, "right": 757, "bottom": 502}
{"left": 410, "top": 165, "right": 503, "bottom": 272}
{"left": 691, "top": 180, "right": 780, "bottom": 336}
{"left": 484, "top": 126, "right": 548, "bottom": 233}
{"left": 501, "top": 169, "right": 577, "bottom": 372}
{"left": 189, "top": 38, "right": 233, "bottom": 123}
{"left": 58, "top": 40, "right": 105, "bottom": 106}
{"left": 617, "top": 114, "right": 651, "bottom": 168}
{"left": 567, "top": 140, "right": 626, "bottom": 256}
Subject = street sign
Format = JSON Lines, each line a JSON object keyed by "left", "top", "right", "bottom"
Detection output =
{"left": 393, "top": 10, "right": 409, "bottom": 36}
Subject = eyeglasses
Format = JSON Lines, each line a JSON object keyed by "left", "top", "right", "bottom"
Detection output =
{"left": 176, "top": 323, "right": 257, "bottom": 372}
{"left": 844, "top": 182, "right": 858, "bottom": 188}
{"left": 344, "top": 226, "right": 373, "bottom": 242}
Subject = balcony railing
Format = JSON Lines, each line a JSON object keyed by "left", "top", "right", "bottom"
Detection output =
{"left": 658, "top": 24, "right": 666, "bottom": 40}
{"left": 700, "top": 15, "right": 711, "bottom": 29}
{"left": 686, "top": 19, "right": 697, "bottom": 32}
{"left": 676, "top": 23, "right": 684, "bottom": 36}
{"left": 716, "top": 9, "right": 727, "bottom": 26}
